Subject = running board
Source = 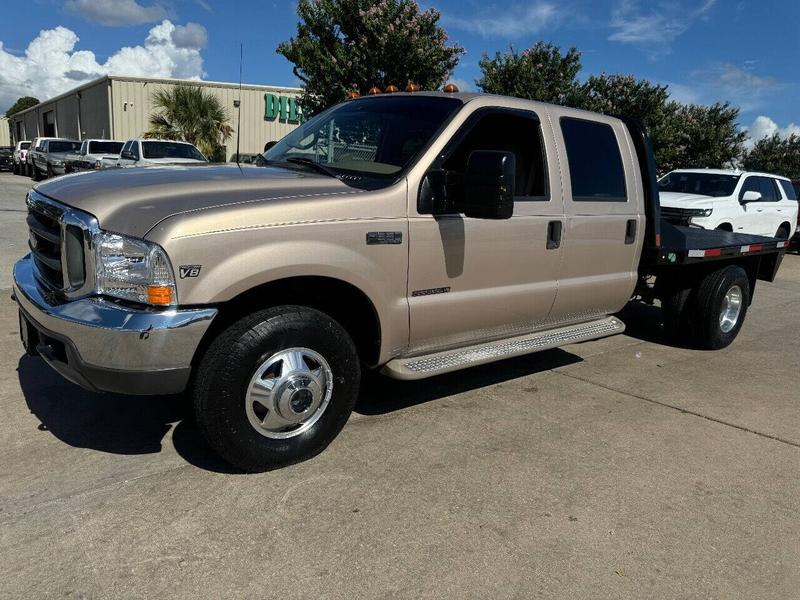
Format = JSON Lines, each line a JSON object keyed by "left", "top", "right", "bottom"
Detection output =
{"left": 382, "top": 316, "right": 625, "bottom": 380}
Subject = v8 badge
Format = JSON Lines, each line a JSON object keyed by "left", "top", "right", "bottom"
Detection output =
{"left": 179, "top": 265, "right": 202, "bottom": 279}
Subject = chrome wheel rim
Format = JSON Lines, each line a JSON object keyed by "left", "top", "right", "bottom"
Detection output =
{"left": 245, "top": 347, "right": 333, "bottom": 439}
{"left": 719, "top": 285, "right": 743, "bottom": 334}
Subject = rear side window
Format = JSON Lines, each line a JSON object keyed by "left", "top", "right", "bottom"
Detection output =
{"left": 560, "top": 118, "right": 626, "bottom": 201}
{"left": 778, "top": 179, "right": 797, "bottom": 200}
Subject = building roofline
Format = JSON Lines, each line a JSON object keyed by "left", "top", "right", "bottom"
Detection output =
{"left": 7, "top": 75, "right": 302, "bottom": 119}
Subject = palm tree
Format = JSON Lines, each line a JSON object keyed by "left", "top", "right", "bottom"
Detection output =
{"left": 145, "top": 84, "right": 233, "bottom": 160}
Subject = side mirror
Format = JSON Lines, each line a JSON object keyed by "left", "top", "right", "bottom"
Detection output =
{"left": 741, "top": 190, "right": 762, "bottom": 203}
{"left": 120, "top": 150, "right": 136, "bottom": 161}
{"left": 463, "top": 150, "right": 515, "bottom": 220}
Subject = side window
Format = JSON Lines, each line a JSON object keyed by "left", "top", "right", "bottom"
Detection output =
{"left": 441, "top": 110, "right": 548, "bottom": 201}
{"left": 758, "top": 177, "right": 778, "bottom": 202}
{"left": 81, "top": 141, "right": 88, "bottom": 155}
{"left": 778, "top": 179, "right": 798, "bottom": 201}
{"left": 130, "top": 142, "right": 140, "bottom": 160}
{"left": 560, "top": 117, "right": 626, "bottom": 202}
{"left": 739, "top": 176, "right": 759, "bottom": 199}
{"left": 121, "top": 141, "right": 131, "bottom": 155}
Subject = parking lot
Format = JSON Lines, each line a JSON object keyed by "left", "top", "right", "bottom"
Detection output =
{"left": 1, "top": 170, "right": 798, "bottom": 598}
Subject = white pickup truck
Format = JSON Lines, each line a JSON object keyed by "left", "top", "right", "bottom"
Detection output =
{"left": 659, "top": 169, "right": 798, "bottom": 239}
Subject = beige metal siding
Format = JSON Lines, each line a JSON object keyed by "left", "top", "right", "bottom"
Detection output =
{"left": 0, "top": 118, "right": 9, "bottom": 146}
{"left": 110, "top": 78, "right": 302, "bottom": 159}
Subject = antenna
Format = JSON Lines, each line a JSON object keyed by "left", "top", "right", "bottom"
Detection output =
{"left": 235, "top": 43, "right": 243, "bottom": 166}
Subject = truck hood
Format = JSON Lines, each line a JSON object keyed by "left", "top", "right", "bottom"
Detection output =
{"left": 659, "top": 191, "right": 720, "bottom": 208}
{"left": 141, "top": 157, "right": 207, "bottom": 164}
{"left": 33, "top": 164, "right": 358, "bottom": 238}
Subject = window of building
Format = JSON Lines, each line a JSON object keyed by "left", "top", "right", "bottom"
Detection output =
{"left": 560, "top": 117, "right": 627, "bottom": 202}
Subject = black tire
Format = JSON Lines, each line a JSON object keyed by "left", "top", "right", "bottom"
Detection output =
{"left": 661, "top": 285, "right": 693, "bottom": 343}
{"left": 45, "top": 165, "right": 54, "bottom": 179}
{"left": 31, "top": 165, "right": 41, "bottom": 181}
{"left": 776, "top": 225, "right": 790, "bottom": 240}
{"left": 688, "top": 265, "right": 750, "bottom": 350}
{"left": 12, "top": 163, "right": 18, "bottom": 175}
{"left": 191, "top": 305, "right": 360, "bottom": 472}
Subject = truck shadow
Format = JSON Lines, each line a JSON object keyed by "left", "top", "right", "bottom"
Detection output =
{"left": 614, "top": 301, "right": 687, "bottom": 349}
{"left": 16, "top": 355, "right": 242, "bottom": 473}
{"left": 356, "top": 348, "right": 582, "bottom": 415}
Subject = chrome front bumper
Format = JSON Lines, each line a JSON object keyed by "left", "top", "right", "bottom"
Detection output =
{"left": 13, "top": 255, "right": 217, "bottom": 395}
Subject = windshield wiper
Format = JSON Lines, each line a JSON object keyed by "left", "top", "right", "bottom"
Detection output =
{"left": 283, "top": 156, "right": 339, "bottom": 178}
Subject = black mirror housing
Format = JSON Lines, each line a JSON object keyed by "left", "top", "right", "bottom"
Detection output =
{"left": 463, "top": 150, "right": 515, "bottom": 219}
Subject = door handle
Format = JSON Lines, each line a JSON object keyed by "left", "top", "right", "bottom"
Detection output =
{"left": 547, "top": 221, "right": 562, "bottom": 249}
{"left": 625, "top": 219, "right": 637, "bottom": 244}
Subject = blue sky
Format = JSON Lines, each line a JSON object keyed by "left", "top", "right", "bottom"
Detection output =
{"left": 1, "top": 0, "right": 798, "bottom": 140}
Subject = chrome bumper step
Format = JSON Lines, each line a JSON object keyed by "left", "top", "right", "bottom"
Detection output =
{"left": 382, "top": 316, "right": 625, "bottom": 380}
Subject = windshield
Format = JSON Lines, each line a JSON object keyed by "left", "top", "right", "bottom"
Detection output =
{"left": 658, "top": 171, "right": 740, "bottom": 197}
{"left": 142, "top": 141, "right": 206, "bottom": 160}
{"left": 264, "top": 96, "right": 463, "bottom": 184}
{"left": 0, "top": 148, "right": 11, "bottom": 156}
{"left": 48, "top": 141, "right": 81, "bottom": 153}
{"left": 89, "top": 141, "right": 123, "bottom": 154}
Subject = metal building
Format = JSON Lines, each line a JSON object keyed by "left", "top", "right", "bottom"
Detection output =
{"left": 0, "top": 117, "right": 10, "bottom": 146}
{"left": 6, "top": 75, "right": 303, "bottom": 160}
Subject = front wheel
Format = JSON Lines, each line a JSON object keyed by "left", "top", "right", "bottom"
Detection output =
{"left": 191, "top": 306, "right": 360, "bottom": 472}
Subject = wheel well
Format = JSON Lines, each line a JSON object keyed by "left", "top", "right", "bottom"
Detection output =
{"left": 716, "top": 223, "right": 733, "bottom": 232}
{"left": 779, "top": 222, "right": 791, "bottom": 235}
{"left": 192, "top": 276, "right": 382, "bottom": 368}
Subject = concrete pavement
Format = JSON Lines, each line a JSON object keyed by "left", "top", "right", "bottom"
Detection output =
{"left": 0, "top": 172, "right": 798, "bottom": 599}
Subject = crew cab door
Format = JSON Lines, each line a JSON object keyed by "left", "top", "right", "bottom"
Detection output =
{"left": 545, "top": 113, "right": 644, "bottom": 324}
{"left": 738, "top": 175, "right": 781, "bottom": 236}
{"left": 406, "top": 107, "right": 564, "bottom": 354}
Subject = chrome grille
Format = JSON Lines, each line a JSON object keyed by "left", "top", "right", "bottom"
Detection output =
{"left": 26, "top": 191, "right": 97, "bottom": 296}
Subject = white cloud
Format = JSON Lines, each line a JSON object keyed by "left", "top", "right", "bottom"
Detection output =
{"left": 445, "top": 2, "right": 562, "bottom": 38}
{"left": 169, "top": 22, "right": 208, "bottom": 49}
{"left": 65, "top": 0, "right": 167, "bottom": 27}
{"left": 609, "top": 0, "right": 716, "bottom": 54}
{"left": 744, "top": 116, "right": 800, "bottom": 148}
{"left": 0, "top": 21, "right": 206, "bottom": 113}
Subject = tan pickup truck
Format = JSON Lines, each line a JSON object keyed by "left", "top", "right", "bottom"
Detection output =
{"left": 13, "top": 92, "right": 789, "bottom": 471}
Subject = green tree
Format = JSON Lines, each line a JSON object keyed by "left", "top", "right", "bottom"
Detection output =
{"left": 742, "top": 134, "right": 800, "bottom": 179}
{"left": 278, "top": 0, "right": 464, "bottom": 115}
{"left": 476, "top": 42, "right": 747, "bottom": 173}
{"left": 476, "top": 42, "right": 582, "bottom": 105}
{"left": 669, "top": 102, "right": 747, "bottom": 172}
{"left": 144, "top": 85, "right": 233, "bottom": 160}
{"left": 5, "top": 96, "right": 39, "bottom": 142}
{"left": 5, "top": 96, "right": 39, "bottom": 117}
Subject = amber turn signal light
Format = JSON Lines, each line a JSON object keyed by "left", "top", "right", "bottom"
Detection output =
{"left": 384, "top": 85, "right": 399, "bottom": 93}
{"left": 405, "top": 83, "right": 420, "bottom": 92}
{"left": 443, "top": 83, "right": 459, "bottom": 93}
{"left": 346, "top": 91, "right": 360, "bottom": 99}
{"left": 147, "top": 286, "right": 174, "bottom": 306}
{"left": 367, "top": 86, "right": 382, "bottom": 95}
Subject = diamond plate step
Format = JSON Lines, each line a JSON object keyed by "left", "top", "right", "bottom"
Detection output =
{"left": 382, "top": 316, "right": 625, "bottom": 380}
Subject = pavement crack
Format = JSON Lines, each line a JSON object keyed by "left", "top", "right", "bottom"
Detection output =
{"left": 553, "top": 369, "right": 800, "bottom": 450}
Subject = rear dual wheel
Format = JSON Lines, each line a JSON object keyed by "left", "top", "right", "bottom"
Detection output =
{"left": 662, "top": 265, "right": 750, "bottom": 350}
{"left": 191, "top": 306, "right": 360, "bottom": 472}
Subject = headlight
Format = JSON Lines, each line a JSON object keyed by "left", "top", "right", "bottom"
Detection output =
{"left": 51, "top": 159, "right": 64, "bottom": 166}
{"left": 94, "top": 231, "right": 177, "bottom": 306}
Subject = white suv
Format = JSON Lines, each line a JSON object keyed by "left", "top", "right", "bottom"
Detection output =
{"left": 659, "top": 169, "right": 798, "bottom": 239}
